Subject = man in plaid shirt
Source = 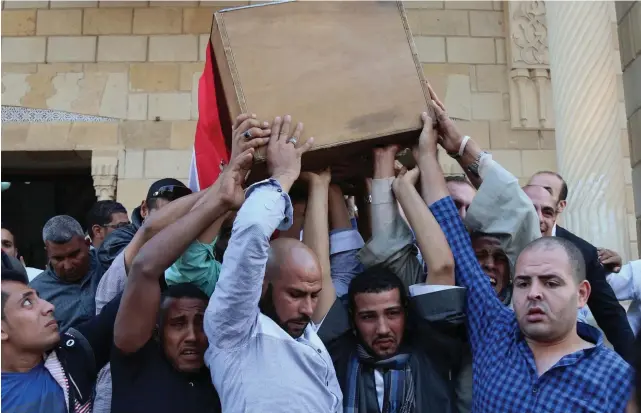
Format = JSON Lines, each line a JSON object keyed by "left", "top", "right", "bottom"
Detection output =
{"left": 418, "top": 100, "right": 634, "bottom": 412}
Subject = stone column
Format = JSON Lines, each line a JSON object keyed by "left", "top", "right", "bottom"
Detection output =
{"left": 546, "top": 0, "right": 630, "bottom": 258}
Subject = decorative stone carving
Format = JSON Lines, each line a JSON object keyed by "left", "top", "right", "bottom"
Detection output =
{"left": 91, "top": 152, "right": 119, "bottom": 201}
{"left": 506, "top": 1, "right": 554, "bottom": 130}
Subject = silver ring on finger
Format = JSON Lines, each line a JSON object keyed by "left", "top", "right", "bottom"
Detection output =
{"left": 287, "top": 137, "right": 297, "bottom": 145}
{"left": 243, "top": 130, "right": 252, "bottom": 139}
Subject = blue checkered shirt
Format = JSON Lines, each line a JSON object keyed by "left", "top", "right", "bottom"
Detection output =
{"left": 429, "top": 196, "right": 633, "bottom": 413}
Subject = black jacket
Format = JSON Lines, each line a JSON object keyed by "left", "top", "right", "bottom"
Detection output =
{"left": 96, "top": 206, "right": 143, "bottom": 273}
{"left": 556, "top": 226, "right": 634, "bottom": 359}
{"left": 53, "top": 293, "right": 122, "bottom": 411}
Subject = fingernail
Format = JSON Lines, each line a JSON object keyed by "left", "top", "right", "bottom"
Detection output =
{"left": 263, "top": 121, "right": 269, "bottom": 127}
{"left": 251, "top": 113, "right": 256, "bottom": 117}
{"left": 275, "top": 116, "right": 281, "bottom": 122}
{"left": 285, "top": 115, "right": 291, "bottom": 121}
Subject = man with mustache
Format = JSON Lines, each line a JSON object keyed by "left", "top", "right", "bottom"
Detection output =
{"left": 204, "top": 115, "right": 344, "bottom": 412}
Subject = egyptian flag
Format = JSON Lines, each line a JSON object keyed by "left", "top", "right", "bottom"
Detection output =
{"left": 188, "top": 39, "right": 231, "bottom": 192}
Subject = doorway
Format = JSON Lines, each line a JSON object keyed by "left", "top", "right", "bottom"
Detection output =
{"left": 1, "top": 151, "right": 97, "bottom": 269}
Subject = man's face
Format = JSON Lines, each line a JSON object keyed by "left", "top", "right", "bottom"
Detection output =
{"left": 528, "top": 173, "right": 565, "bottom": 213}
{"left": 523, "top": 186, "right": 558, "bottom": 236}
{"left": 141, "top": 198, "right": 171, "bottom": 219}
{"left": 161, "top": 297, "right": 208, "bottom": 373}
{"left": 353, "top": 288, "right": 405, "bottom": 359}
{"left": 446, "top": 181, "right": 477, "bottom": 219}
{"left": 45, "top": 236, "right": 91, "bottom": 283}
{"left": 1, "top": 229, "right": 17, "bottom": 258}
{"left": 264, "top": 262, "right": 322, "bottom": 339}
{"left": 472, "top": 236, "right": 510, "bottom": 295}
{"left": 1, "top": 281, "right": 60, "bottom": 353}
{"left": 513, "top": 247, "right": 590, "bottom": 343}
{"left": 91, "top": 212, "right": 130, "bottom": 249}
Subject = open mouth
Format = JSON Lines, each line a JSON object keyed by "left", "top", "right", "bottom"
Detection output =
{"left": 487, "top": 275, "right": 497, "bottom": 287}
{"left": 181, "top": 349, "right": 201, "bottom": 358}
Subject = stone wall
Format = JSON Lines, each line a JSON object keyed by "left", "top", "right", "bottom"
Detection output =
{"left": 617, "top": 1, "right": 641, "bottom": 258}
{"left": 1, "top": 0, "right": 637, "bottom": 258}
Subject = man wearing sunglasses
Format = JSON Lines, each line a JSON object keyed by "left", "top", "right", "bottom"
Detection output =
{"left": 86, "top": 200, "right": 130, "bottom": 250}
{"left": 96, "top": 178, "right": 192, "bottom": 273}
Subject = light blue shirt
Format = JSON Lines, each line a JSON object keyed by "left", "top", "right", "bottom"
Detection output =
{"left": 204, "top": 179, "right": 342, "bottom": 413}
{"left": 165, "top": 238, "right": 222, "bottom": 297}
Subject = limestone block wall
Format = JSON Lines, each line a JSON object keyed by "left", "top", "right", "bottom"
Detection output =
{"left": 617, "top": 1, "right": 641, "bottom": 258}
{"left": 0, "top": 0, "right": 636, "bottom": 257}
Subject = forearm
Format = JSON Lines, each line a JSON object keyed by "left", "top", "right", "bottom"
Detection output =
{"left": 197, "top": 212, "right": 229, "bottom": 244}
{"left": 395, "top": 183, "right": 454, "bottom": 286}
{"left": 206, "top": 180, "right": 293, "bottom": 348}
{"left": 417, "top": 152, "right": 449, "bottom": 205}
{"left": 133, "top": 197, "right": 230, "bottom": 279}
{"left": 456, "top": 138, "right": 484, "bottom": 189}
{"left": 328, "top": 185, "right": 351, "bottom": 231}
{"left": 304, "top": 181, "right": 334, "bottom": 323}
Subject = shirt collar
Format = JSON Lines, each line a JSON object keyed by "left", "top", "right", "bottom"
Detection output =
{"left": 551, "top": 223, "right": 557, "bottom": 237}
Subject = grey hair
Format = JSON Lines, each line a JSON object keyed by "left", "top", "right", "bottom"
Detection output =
{"left": 42, "top": 215, "right": 85, "bottom": 244}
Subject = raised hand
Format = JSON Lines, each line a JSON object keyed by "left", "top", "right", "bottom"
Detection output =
{"left": 299, "top": 168, "right": 332, "bottom": 187}
{"left": 230, "top": 113, "right": 271, "bottom": 162}
{"left": 416, "top": 112, "right": 439, "bottom": 158}
{"left": 266, "top": 115, "right": 314, "bottom": 192}
{"left": 427, "top": 83, "right": 464, "bottom": 154}
{"left": 392, "top": 167, "right": 420, "bottom": 195}
{"left": 217, "top": 148, "right": 255, "bottom": 210}
{"left": 373, "top": 144, "right": 400, "bottom": 179}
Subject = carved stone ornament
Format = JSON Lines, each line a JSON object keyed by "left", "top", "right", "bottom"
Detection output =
{"left": 91, "top": 157, "right": 119, "bottom": 201}
{"left": 510, "top": 1, "right": 549, "bottom": 68}
{"left": 506, "top": 1, "right": 554, "bottom": 130}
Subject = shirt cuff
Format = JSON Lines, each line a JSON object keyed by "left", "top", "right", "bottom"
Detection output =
{"left": 478, "top": 153, "right": 494, "bottom": 179}
{"left": 408, "top": 283, "right": 464, "bottom": 297}
{"left": 329, "top": 228, "right": 365, "bottom": 255}
{"left": 371, "top": 177, "right": 395, "bottom": 205}
{"left": 245, "top": 178, "right": 294, "bottom": 231}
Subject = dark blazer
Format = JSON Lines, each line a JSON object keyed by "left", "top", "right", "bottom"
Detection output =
{"left": 556, "top": 226, "right": 634, "bottom": 360}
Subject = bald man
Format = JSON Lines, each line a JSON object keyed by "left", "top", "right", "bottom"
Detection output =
{"left": 204, "top": 115, "right": 341, "bottom": 413}
{"left": 260, "top": 238, "right": 322, "bottom": 337}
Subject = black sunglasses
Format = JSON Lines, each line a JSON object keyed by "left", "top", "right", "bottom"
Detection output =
{"left": 150, "top": 185, "right": 192, "bottom": 202}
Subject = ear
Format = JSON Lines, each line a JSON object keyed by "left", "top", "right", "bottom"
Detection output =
{"left": 140, "top": 200, "right": 149, "bottom": 219}
{"left": 557, "top": 200, "right": 567, "bottom": 214}
{"left": 577, "top": 279, "right": 591, "bottom": 308}
{"left": 1, "top": 322, "right": 8, "bottom": 341}
{"left": 91, "top": 224, "right": 103, "bottom": 239}
{"left": 84, "top": 237, "right": 91, "bottom": 247}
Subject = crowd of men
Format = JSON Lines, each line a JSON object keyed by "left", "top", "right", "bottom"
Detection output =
{"left": 2, "top": 86, "right": 641, "bottom": 412}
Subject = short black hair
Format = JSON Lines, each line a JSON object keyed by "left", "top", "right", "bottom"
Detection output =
{"left": 347, "top": 268, "right": 408, "bottom": 314}
{"left": 534, "top": 171, "right": 568, "bottom": 201}
{"left": 2, "top": 269, "right": 29, "bottom": 320}
{"left": 86, "top": 200, "right": 128, "bottom": 237}
{"left": 158, "top": 283, "right": 209, "bottom": 326}
{"left": 518, "top": 237, "right": 585, "bottom": 283}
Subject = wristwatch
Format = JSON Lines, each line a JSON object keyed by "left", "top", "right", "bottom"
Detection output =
{"left": 466, "top": 151, "right": 489, "bottom": 178}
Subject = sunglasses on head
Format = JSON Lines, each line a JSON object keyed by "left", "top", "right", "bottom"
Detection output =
{"left": 150, "top": 185, "right": 192, "bottom": 202}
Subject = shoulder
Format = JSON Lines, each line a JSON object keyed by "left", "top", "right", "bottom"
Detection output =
{"left": 29, "top": 269, "right": 55, "bottom": 289}
{"left": 556, "top": 227, "right": 595, "bottom": 251}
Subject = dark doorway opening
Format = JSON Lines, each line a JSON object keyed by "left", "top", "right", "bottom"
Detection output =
{"left": 1, "top": 151, "right": 97, "bottom": 269}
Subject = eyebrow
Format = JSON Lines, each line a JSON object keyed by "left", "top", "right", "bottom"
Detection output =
{"left": 514, "top": 274, "right": 562, "bottom": 280}
{"left": 20, "top": 291, "right": 36, "bottom": 300}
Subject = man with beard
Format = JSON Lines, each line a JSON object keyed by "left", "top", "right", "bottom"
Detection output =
{"left": 204, "top": 115, "right": 344, "bottom": 412}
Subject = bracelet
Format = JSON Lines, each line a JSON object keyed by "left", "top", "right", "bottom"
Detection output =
{"left": 458, "top": 136, "right": 471, "bottom": 157}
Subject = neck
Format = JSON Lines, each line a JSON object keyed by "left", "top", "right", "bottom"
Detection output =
{"left": 2, "top": 346, "right": 44, "bottom": 373}
{"left": 525, "top": 327, "right": 587, "bottom": 359}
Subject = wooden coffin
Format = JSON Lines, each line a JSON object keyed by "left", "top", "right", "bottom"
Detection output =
{"left": 210, "top": 1, "right": 433, "bottom": 179}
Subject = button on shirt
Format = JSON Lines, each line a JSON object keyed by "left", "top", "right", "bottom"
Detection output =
{"left": 204, "top": 179, "right": 342, "bottom": 413}
{"left": 30, "top": 249, "right": 102, "bottom": 331}
{"left": 430, "top": 196, "right": 633, "bottom": 413}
